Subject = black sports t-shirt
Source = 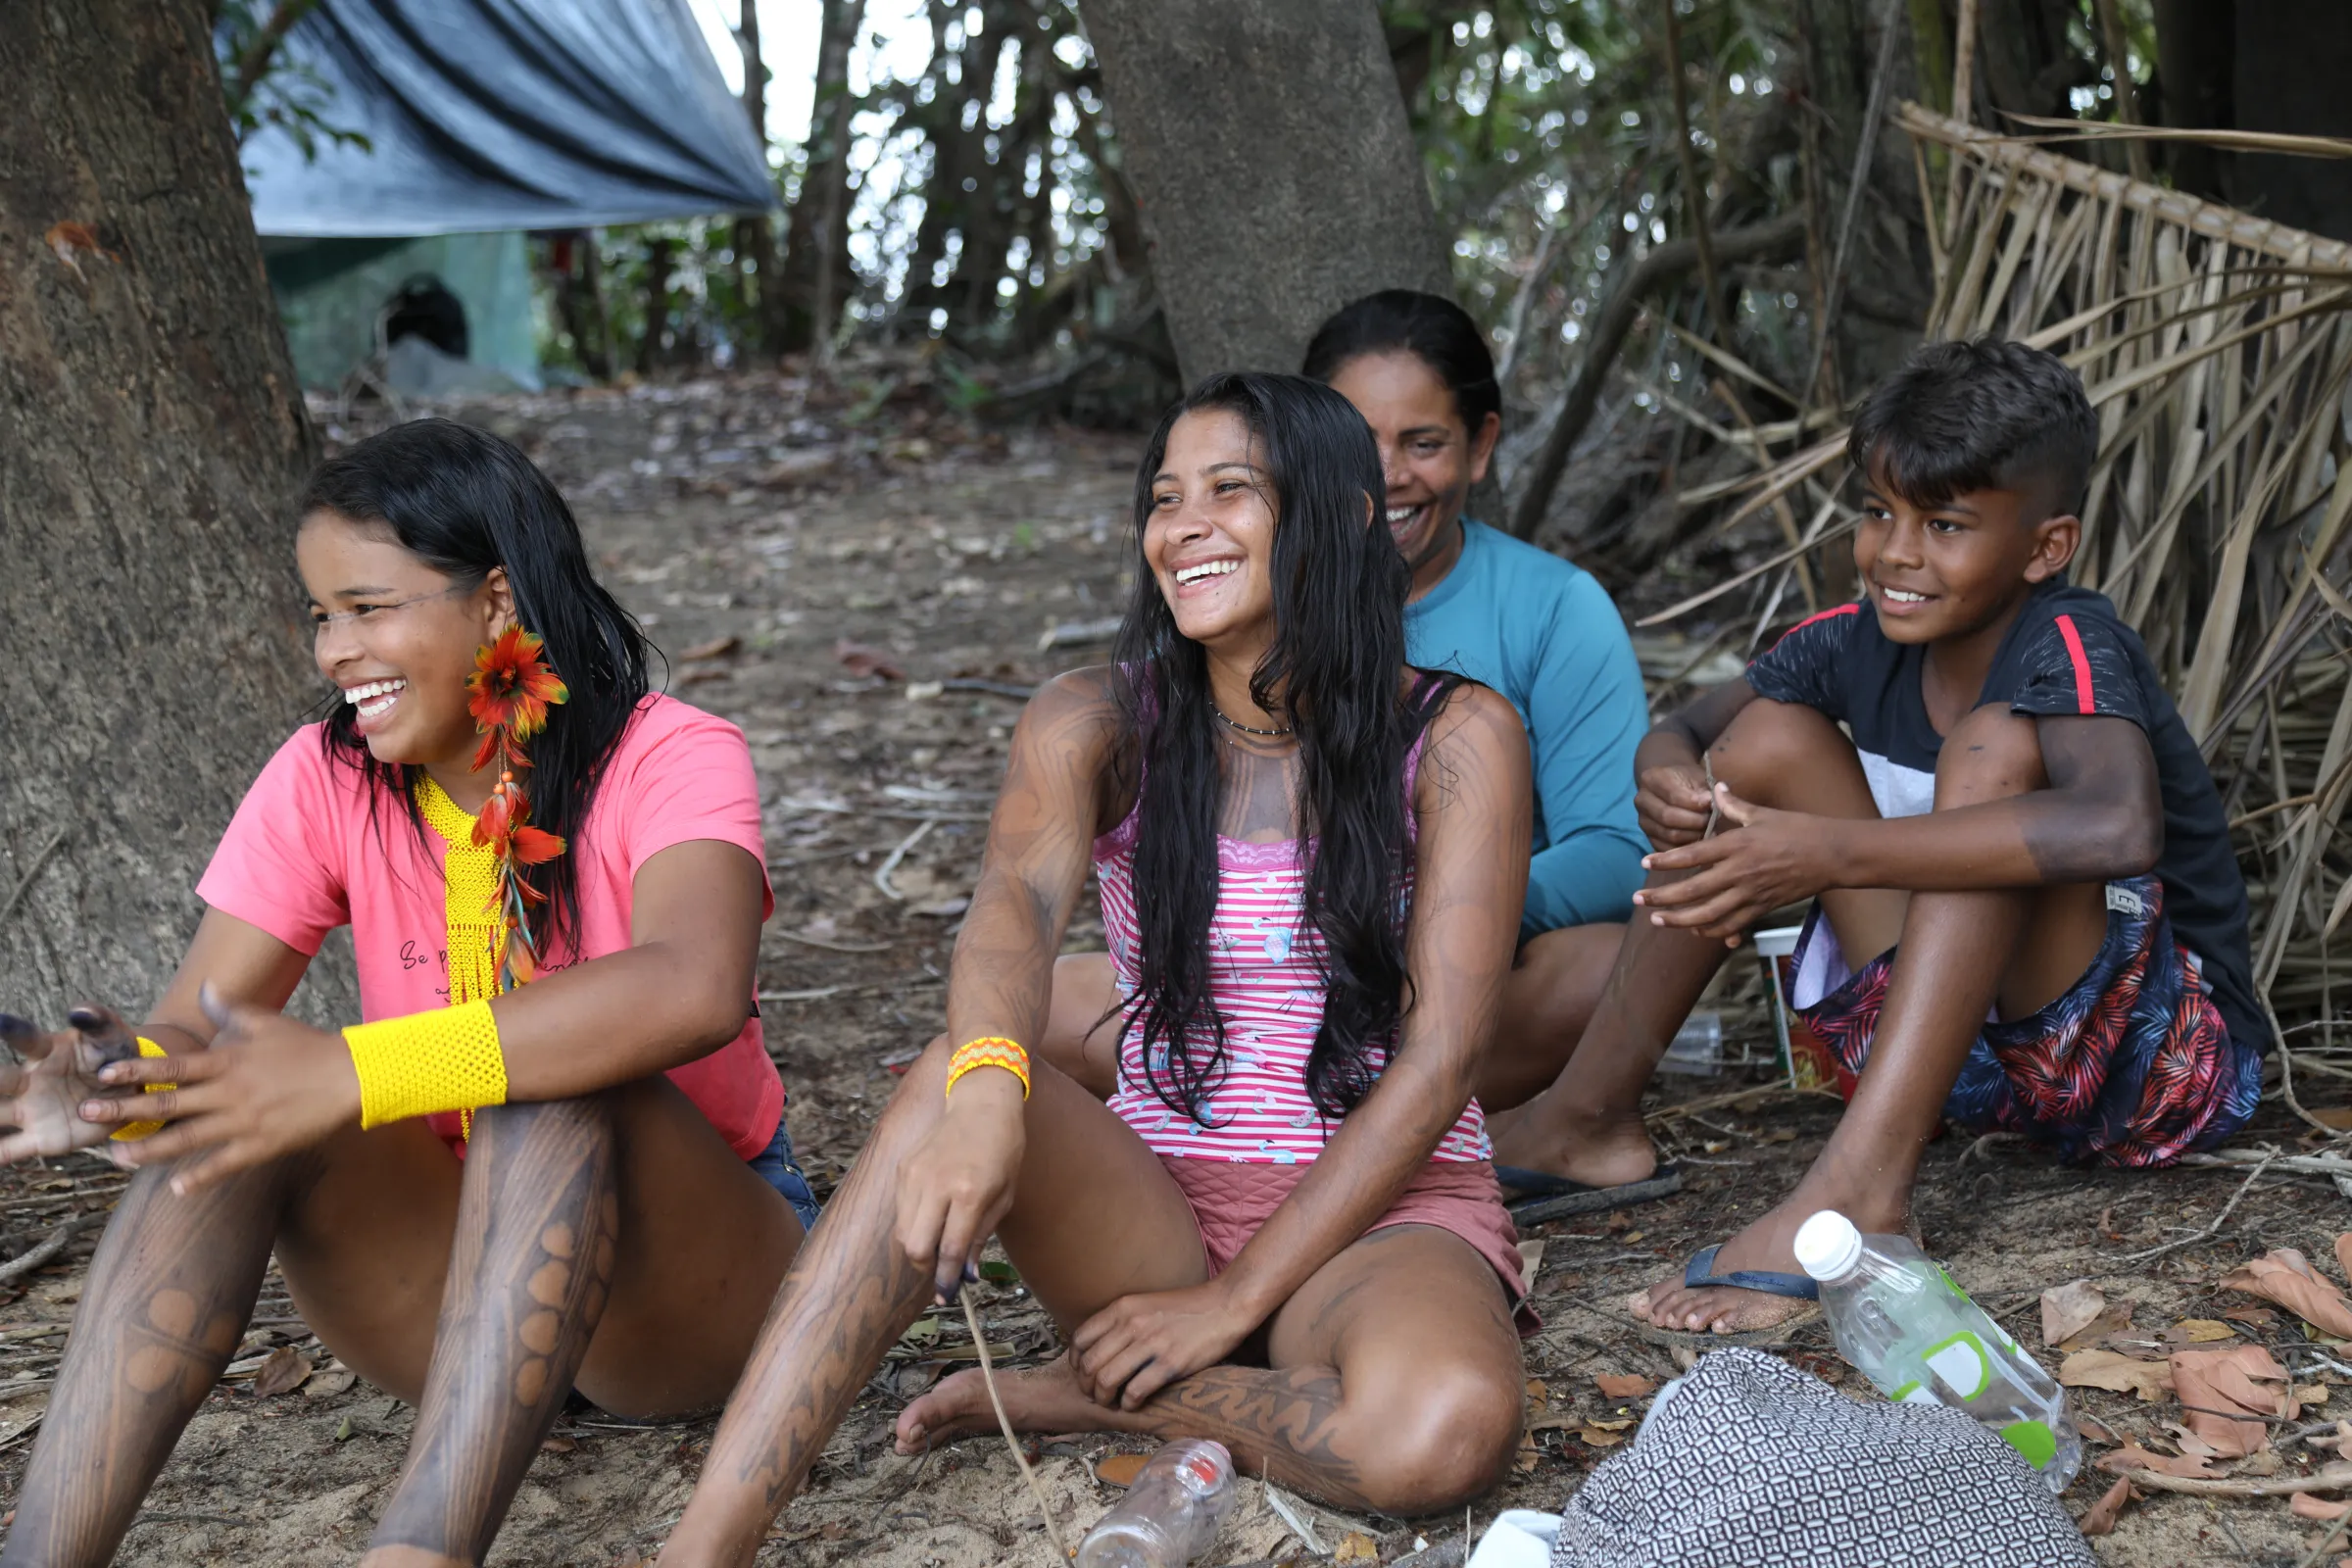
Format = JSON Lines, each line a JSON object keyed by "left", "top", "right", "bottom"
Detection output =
{"left": 1745, "top": 578, "right": 2261, "bottom": 1053}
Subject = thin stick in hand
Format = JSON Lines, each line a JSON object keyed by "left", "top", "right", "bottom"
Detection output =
{"left": 960, "top": 1288, "right": 1073, "bottom": 1562}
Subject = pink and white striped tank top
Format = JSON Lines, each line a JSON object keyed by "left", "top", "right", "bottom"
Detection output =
{"left": 1096, "top": 735, "right": 1492, "bottom": 1166}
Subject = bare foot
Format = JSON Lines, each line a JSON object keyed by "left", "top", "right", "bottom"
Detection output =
{"left": 894, "top": 1352, "right": 1139, "bottom": 1454}
{"left": 1631, "top": 1183, "right": 1906, "bottom": 1336}
{"left": 1488, "top": 1092, "right": 1660, "bottom": 1191}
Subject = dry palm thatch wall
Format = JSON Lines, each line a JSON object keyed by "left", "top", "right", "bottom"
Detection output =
{"left": 1651, "top": 103, "right": 2352, "bottom": 1097}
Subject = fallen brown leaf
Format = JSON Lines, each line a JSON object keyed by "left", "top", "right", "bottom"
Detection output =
{"left": 2223, "top": 1305, "right": 2280, "bottom": 1329}
{"left": 2042, "top": 1280, "right": 2106, "bottom": 1348}
{"left": 834, "top": 639, "right": 906, "bottom": 680}
{"left": 1334, "top": 1533, "right": 1379, "bottom": 1563}
{"left": 679, "top": 635, "right": 741, "bottom": 662}
{"left": 2079, "top": 1476, "right": 2133, "bottom": 1536}
{"left": 1095, "top": 1452, "right": 1149, "bottom": 1488}
{"left": 251, "top": 1347, "right": 313, "bottom": 1398}
{"left": 2171, "top": 1345, "right": 2289, "bottom": 1456}
{"left": 2337, "top": 1232, "right": 2352, "bottom": 1287}
{"left": 2060, "top": 1348, "right": 2174, "bottom": 1401}
{"left": 2219, "top": 1250, "right": 2352, "bottom": 1339}
{"left": 2168, "top": 1318, "right": 2237, "bottom": 1344}
{"left": 540, "top": 1435, "right": 576, "bottom": 1454}
{"left": 1594, "top": 1373, "right": 1657, "bottom": 1401}
{"left": 2293, "top": 1493, "right": 2352, "bottom": 1521}
{"left": 1577, "top": 1417, "right": 1634, "bottom": 1447}
{"left": 2058, "top": 1298, "right": 2138, "bottom": 1352}
{"left": 303, "top": 1368, "right": 358, "bottom": 1399}
{"left": 2096, "top": 1443, "right": 2216, "bottom": 1479}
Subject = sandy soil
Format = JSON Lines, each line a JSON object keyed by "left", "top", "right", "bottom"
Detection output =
{"left": 2, "top": 368, "right": 2343, "bottom": 1566}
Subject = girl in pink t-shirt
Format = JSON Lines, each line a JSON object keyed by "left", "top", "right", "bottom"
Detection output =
{"left": 0, "top": 419, "right": 806, "bottom": 1564}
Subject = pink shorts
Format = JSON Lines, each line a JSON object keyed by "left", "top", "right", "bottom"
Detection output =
{"left": 1161, "top": 1155, "right": 1539, "bottom": 1335}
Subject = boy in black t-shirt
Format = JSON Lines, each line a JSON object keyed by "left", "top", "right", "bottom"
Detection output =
{"left": 1488, "top": 338, "right": 2263, "bottom": 1344}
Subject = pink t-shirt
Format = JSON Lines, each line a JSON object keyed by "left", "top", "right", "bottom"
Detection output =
{"left": 196, "top": 693, "right": 783, "bottom": 1158}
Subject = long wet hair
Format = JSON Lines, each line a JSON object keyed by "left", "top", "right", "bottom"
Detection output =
{"left": 303, "top": 418, "right": 652, "bottom": 956}
{"left": 1111, "top": 372, "right": 1457, "bottom": 1125}
{"left": 1300, "top": 289, "right": 1501, "bottom": 433}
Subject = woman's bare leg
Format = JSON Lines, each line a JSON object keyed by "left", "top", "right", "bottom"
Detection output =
{"left": 5, "top": 1078, "right": 797, "bottom": 1568}
{"left": 901, "top": 1224, "right": 1524, "bottom": 1514}
{"left": 658, "top": 1039, "right": 1204, "bottom": 1568}
{"left": 1478, "top": 922, "right": 1624, "bottom": 1111}
{"left": 1026, "top": 953, "right": 1124, "bottom": 1099}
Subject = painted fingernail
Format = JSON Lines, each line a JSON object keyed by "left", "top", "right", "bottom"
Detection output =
{"left": 962, "top": 1260, "right": 980, "bottom": 1283}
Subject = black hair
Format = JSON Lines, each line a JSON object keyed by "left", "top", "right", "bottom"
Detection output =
{"left": 1847, "top": 337, "right": 2099, "bottom": 516}
{"left": 301, "top": 418, "right": 652, "bottom": 956}
{"left": 1300, "top": 289, "right": 1501, "bottom": 434}
{"left": 1112, "top": 371, "right": 1459, "bottom": 1125}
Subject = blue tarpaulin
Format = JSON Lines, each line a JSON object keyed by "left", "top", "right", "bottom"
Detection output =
{"left": 242, "top": 0, "right": 778, "bottom": 239}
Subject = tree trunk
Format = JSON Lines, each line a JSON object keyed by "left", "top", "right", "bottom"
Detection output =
{"left": 778, "top": 0, "right": 864, "bottom": 353}
{"left": 0, "top": 0, "right": 354, "bottom": 1025}
{"left": 736, "top": 0, "right": 783, "bottom": 358}
{"left": 2152, "top": 0, "right": 2233, "bottom": 199}
{"left": 2230, "top": 0, "right": 2352, "bottom": 242}
{"left": 1080, "top": 0, "right": 1452, "bottom": 382}
{"left": 638, "top": 235, "right": 674, "bottom": 374}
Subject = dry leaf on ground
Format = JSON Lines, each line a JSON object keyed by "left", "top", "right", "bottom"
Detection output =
{"left": 251, "top": 1348, "right": 313, "bottom": 1398}
{"left": 2293, "top": 1493, "right": 2352, "bottom": 1521}
{"left": 303, "top": 1368, "right": 358, "bottom": 1399}
{"left": 2170, "top": 1319, "right": 2236, "bottom": 1344}
{"left": 1095, "top": 1452, "right": 1148, "bottom": 1487}
{"left": 1578, "top": 1418, "right": 1634, "bottom": 1447}
{"left": 833, "top": 639, "right": 906, "bottom": 680}
{"left": 2079, "top": 1477, "right": 2134, "bottom": 1536}
{"left": 679, "top": 635, "right": 740, "bottom": 662}
{"left": 1334, "top": 1533, "right": 1379, "bottom": 1563}
{"left": 2042, "top": 1280, "right": 2106, "bottom": 1347}
{"left": 2096, "top": 1443, "right": 2216, "bottom": 1479}
{"left": 2058, "top": 1298, "right": 2138, "bottom": 1352}
{"left": 2337, "top": 1232, "right": 2352, "bottom": 1286}
{"left": 2219, "top": 1250, "right": 2352, "bottom": 1339}
{"left": 1594, "top": 1373, "right": 1657, "bottom": 1401}
{"left": 2171, "top": 1345, "right": 2289, "bottom": 1456}
{"left": 2060, "top": 1349, "right": 2174, "bottom": 1401}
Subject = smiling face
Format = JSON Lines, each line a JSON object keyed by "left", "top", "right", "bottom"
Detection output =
{"left": 1144, "top": 408, "right": 1281, "bottom": 652}
{"left": 1853, "top": 451, "right": 2079, "bottom": 647}
{"left": 298, "top": 511, "right": 514, "bottom": 774}
{"left": 1324, "top": 349, "right": 1500, "bottom": 594}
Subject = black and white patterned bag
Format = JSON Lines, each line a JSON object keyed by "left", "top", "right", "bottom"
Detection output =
{"left": 1550, "top": 1348, "right": 2095, "bottom": 1568}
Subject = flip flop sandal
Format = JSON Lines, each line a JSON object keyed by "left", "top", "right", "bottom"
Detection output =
{"left": 1496, "top": 1162, "right": 1684, "bottom": 1227}
{"left": 1629, "top": 1242, "right": 1824, "bottom": 1350}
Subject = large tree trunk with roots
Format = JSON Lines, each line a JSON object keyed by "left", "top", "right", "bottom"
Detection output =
{"left": 1081, "top": 0, "right": 1451, "bottom": 383}
{"left": 0, "top": 0, "right": 354, "bottom": 1025}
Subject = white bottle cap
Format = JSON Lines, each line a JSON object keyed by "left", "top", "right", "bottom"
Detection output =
{"left": 1793, "top": 1210, "right": 1863, "bottom": 1282}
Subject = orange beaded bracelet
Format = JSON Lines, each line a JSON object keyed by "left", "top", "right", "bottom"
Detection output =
{"left": 945, "top": 1036, "right": 1031, "bottom": 1101}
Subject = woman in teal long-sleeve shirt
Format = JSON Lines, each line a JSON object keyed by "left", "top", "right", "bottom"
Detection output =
{"left": 1305, "top": 291, "right": 1672, "bottom": 1217}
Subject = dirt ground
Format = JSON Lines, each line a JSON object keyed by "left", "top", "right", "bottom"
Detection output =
{"left": 5, "top": 368, "right": 2348, "bottom": 1566}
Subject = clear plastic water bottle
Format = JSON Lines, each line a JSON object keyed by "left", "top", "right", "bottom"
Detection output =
{"left": 1793, "top": 1210, "right": 2082, "bottom": 1493}
{"left": 1076, "top": 1439, "right": 1240, "bottom": 1568}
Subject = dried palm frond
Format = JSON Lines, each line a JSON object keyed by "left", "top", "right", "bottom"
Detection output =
{"left": 1643, "top": 101, "right": 2352, "bottom": 1079}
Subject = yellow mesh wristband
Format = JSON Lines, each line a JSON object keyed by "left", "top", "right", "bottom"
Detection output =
{"left": 341, "top": 1001, "right": 509, "bottom": 1130}
{"left": 945, "top": 1037, "right": 1030, "bottom": 1101}
{"left": 109, "top": 1036, "right": 173, "bottom": 1143}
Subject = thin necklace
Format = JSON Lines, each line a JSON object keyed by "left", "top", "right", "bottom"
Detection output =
{"left": 1212, "top": 703, "right": 1292, "bottom": 737}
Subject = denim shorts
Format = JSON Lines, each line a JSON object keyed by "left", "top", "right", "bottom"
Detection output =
{"left": 745, "top": 1116, "right": 822, "bottom": 1231}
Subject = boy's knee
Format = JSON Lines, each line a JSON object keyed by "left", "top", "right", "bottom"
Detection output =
{"left": 1707, "top": 699, "right": 1851, "bottom": 798}
{"left": 1933, "top": 706, "right": 2047, "bottom": 808}
{"left": 1349, "top": 1368, "right": 1522, "bottom": 1514}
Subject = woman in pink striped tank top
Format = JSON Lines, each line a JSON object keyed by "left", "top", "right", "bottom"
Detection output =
{"left": 663, "top": 373, "right": 1537, "bottom": 1553}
